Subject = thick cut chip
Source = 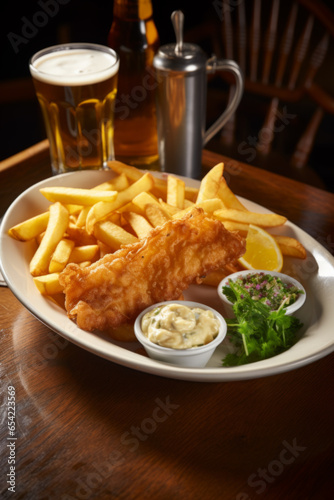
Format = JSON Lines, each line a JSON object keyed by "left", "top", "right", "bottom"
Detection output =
{"left": 196, "top": 162, "right": 224, "bottom": 203}
{"left": 39, "top": 187, "right": 118, "bottom": 205}
{"left": 131, "top": 191, "right": 160, "bottom": 212}
{"left": 76, "top": 206, "right": 91, "bottom": 228}
{"left": 92, "top": 172, "right": 129, "bottom": 192}
{"left": 33, "top": 273, "right": 63, "bottom": 295}
{"left": 217, "top": 177, "right": 248, "bottom": 211}
{"left": 274, "top": 235, "right": 307, "bottom": 259}
{"left": 30, "top": 202, "right": 69, "bottom": 276}
{"left": 123, "top": 212, "right": 154, "bottom": 239}
{"left": 158, "top": 199, "right": 181, "bottom": 216}
{"left": 167, "top": 175, "right": 185, "bottom": 209}
{"left": 49, "top": 238, "right": 75, "bottom": 273}
{"left": 8, "top": 212, "right": 49, "bottom": 241}
{"left": 219, "top": 220, "right": 249, "bottom": 235}
{"left": 94, "top": 220, "right": 138, "bottom": 251}
{"left": 68, "top": 245, "right": 100, "bottom": 264}
{"left": 145, "top": 204, "right": 170, "bottom": 227}
{"left": 108, "top": 160, "right": 144, "bottom": 182}
{"left": 214, "top": 208, "right": 287, "bottom": 227}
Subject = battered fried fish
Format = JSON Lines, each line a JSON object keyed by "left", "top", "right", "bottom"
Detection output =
{"left": 59, "top": 208, "right": 245, "bottom": 332}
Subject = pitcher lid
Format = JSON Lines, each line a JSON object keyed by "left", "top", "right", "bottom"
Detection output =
{"left": 153, "top": 10, "right": 207, "bottom": 73}
{"left": 153, "top": 43, "right": 207, "bottom": 73}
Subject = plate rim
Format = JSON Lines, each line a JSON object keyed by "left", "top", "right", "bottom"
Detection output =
{"left": 1, "top": 169, "right": 334, "bottom": 382}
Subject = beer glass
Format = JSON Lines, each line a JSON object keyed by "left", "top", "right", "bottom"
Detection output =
{"left": 29, "top": 43, "right": 120, "bottom": 175}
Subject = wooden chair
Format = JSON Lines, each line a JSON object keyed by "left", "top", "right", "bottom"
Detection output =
{"left": 188, "top": 0, "right": 334, "bottom": 187}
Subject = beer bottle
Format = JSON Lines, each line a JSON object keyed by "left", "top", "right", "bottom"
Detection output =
{"left": 107, "top": 0, "right": 160, "bottom": 168}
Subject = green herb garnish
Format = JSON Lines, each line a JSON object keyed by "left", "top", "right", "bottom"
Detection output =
{"left": 224, "top": 272, "right": 304, "bottom": 311}
{"left": 222, "top": 281, "right": 303, "bottom": 367}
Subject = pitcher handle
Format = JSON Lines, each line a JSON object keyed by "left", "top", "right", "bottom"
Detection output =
{"left": 203, "top": 57, "right": 244, "bottom": 146}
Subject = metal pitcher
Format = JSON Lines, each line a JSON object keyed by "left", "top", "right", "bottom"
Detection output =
{"left": 153, "top": 10, "right": 244, "bottom": 178}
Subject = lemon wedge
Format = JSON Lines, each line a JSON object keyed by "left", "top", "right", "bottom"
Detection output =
{"left": 238, "top": 224, "right": 283, "bottom": 272}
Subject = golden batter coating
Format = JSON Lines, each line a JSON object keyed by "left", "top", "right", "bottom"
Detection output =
{"left": 59, "top": 208, "right": 246, "bottom": 332}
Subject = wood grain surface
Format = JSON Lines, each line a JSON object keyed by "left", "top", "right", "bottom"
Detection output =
{"left": 0, "top": 145, "right": 333, "bottom": 499}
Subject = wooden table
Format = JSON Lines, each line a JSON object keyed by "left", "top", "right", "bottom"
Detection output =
{"left": 1, "top": 142, "right": 334, "bottom": 499}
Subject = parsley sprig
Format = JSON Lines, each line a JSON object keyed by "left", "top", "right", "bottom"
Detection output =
{"left": 222, "top": 281, "right": 303, "bottom": 367}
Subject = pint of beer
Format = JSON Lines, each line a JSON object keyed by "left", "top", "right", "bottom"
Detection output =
{"left": 29, "top": 43, "right": 119, "bottom": 174}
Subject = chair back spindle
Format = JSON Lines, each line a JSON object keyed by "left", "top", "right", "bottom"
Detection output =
{"left": 262, "top": 0, "right": 280, "bottom": 85}
{"left": 275, "top": 3, "right": 298, "bottom": 87}
{"left": 250, "top": 0, "right": 261, "bottom": 82}
{"left": 288, "top": 14, "right": 314, "bottom": 90}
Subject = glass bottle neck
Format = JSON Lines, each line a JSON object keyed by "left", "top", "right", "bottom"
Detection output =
{"left": 113, "top": 0, "right": 153, "bottom": 21}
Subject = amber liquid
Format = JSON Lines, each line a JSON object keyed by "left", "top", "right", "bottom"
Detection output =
{"left": 108, "top": 3, "right": 160, "bottom": 168}
{"left": 32, "top": 75, "right": 118, "bottom": 174}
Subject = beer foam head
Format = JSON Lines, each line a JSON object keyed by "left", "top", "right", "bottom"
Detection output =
{"left": 30, "top": 46, "right": 119, "bottom": 86}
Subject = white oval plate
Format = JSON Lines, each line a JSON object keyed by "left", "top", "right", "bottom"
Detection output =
{"left": 1, "top": 170, "right": 334, "bottom": 381}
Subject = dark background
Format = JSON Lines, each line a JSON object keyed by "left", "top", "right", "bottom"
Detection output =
{"left": 1, "top": 0, "right": 333, "bottom": 191}
{"left": 1, "top": 0, "right": 210, "bottom": 155}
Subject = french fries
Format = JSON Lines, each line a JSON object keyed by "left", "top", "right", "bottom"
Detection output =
{"left": 167, "top": 175, "right": 185, "bottom": 209}
{"left": 172, "top": 198, "right": 225, "bottom": 220}
{"left": 131, "top": 191, "right": 160, "bottom": 212}
{"left": 214, "top": 208, "right": 287, "bottom": 227}
{"left": 8, "top": 212, "right": 49, "bottom": 241}
{"left": 68, "top": 245, "right": 100, "bottom": 263}
{"left": 29, "top": 202, "right": 69, "bottom": 277}
{"left": 217, "top": 177, "right": 248, "bottom": 211}
{"left": 85, "top": 172, "right": 154, "bottom": 234}
{"left": 49, "top": 238, "right": 75, "bottom": 273}
{"left": 93, "top": 220, "right": 137, "bottom": 251}
{"left": 145, "top": 204, "right": 170, "bottom": 227}
{"left": 92, "top": 172, "right": 129, "bottom": 192}
{"left": 33, "top": 273, "right": 63, "bottom": 295}
{"left": 7, "top": 161, "right": 307, "bottom": 300}
{"left": 123, "top": 212, "right": 154, "bottom": 239}
{"left": 196, "top": 162, "right": 224, "bottom": 203}
{"left": 39, "top": 187, "right": 118, "bottom": 205}
{"left": 273, "top": 235, "right": 307, "bottom": 259}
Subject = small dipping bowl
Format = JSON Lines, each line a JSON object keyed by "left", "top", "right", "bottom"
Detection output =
{"left": 217, "top": 270, "right": 306, "bottom": 317}
{"left": 134, "top": 300, "right": 227, "bottom": 368}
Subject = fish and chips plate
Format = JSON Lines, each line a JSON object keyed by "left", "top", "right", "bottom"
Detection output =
{"left": 1, "top": 164, "right": 334, "bottom": 381}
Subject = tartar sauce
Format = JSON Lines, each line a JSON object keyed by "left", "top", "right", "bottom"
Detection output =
{"left": 141, "top": 304, "right": 220, "bottom": 349}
